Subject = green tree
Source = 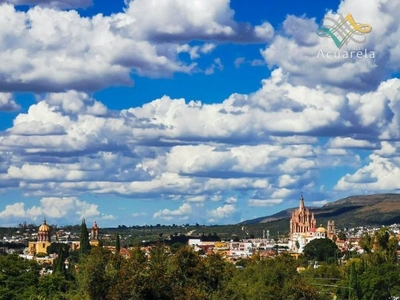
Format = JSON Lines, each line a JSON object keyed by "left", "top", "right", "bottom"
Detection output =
{"left": 358, "top": 232, "right": 373, "bottom": 254}
{"left": 300, "top": 262, "right": 343, "bottom": 299}
{"left": 337, "top": 231, "right": 347, "bottom": 241}
{"left": 171, "top": 246, "right": 207, "bottom": 299}
{"left": 143, "top": 243, "right": 174, "bottom": 299}
{"left": 47, "top": 242, "right": 70, "bottom": 256}
{"left": 303, "top": 238, "right": 339, "bottom": 263}
{"left": 0, "top": 254, "right": 40, "bottom": 300}
{"left": 115, "top": 233, "right": 120, "bottom": 255}
{"left": 130, "top": 246, "right": 147, "bottom": 264}
{"left": 169, "top": 242, "right": 186, "bottom": 254}
{"left": 47, "top": 243, "right": 70, "bottom": 275}
{"left": 109, "top": 247, "right": 148, "bottom": 300}
{"left": 202, "top": 252, "right": 233, "bottom": 295}
{"left": 221, "top": 254, "right": 320, "bottom": 300}
{"left": 53, "top": 248, "right": 65, "bottom": 274}
{"left": 73, "top": 246, "right": 112, "bottom": 300}
{"left": 373, "top": 228, "right": 398, "bottom": 264}
{"left": 348, "top": 261, "right": 361, "bottom": 299}
{"left": 36, "top": 273, "right": 71, "bottom": 300}
{"left": 295, "top": 240, "right": 300, "bottom": 251}
{"left": 360, "top": 228, "right": 398, "bottom": 267}
{"left": 358, "top": 263, "right": 400, "bottom": 300}
{"left": 79, "top": 219, "right": 91, "bottom": 257}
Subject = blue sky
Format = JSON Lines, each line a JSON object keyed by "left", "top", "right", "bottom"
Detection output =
{"left": 0, "top": 0, "right": 400, "bottom": 227}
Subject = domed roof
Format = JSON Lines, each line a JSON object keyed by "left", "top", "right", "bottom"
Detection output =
{"left": 38, "top": 219, "right": 50, "bottom": 232}
{"left": 316, "top": 225, "right": 326, "bottom": 233}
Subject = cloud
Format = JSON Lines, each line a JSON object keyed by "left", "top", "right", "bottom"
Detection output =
{"left": 0, "top": 196, "right": 113, "bottom": 224}
{"left": 225, "top": 197, "right": 237, "bottom": 204}
{"left": 250, "top": 59, "right": 265, "bottom": 67}
{"left": 153, "top": 203, "right": 193, "bottom": 222}
{"left": 248, "top": 199, "right": 283, "bottom": 207}
{"left": 0, "top": 0, "right": 92, "bottom": 9}
{"left": 0, "top": 1, "right": 272, "bottom": 92}
{"left": 0, "top": 93, "right": 19, "bottom": 111}
{"left": 2, "top": 0, "right": 400, "bottom": 227}
{"left": 122, "top": 0, "right": 274, "bottom": 43}
{"left": 0, "top": 4, "right": 133, "bottom": 92}
{"left": 234, "top": 57, "right": 246, "bottom": 68}
{"left": 328, "top": 137, "right": 377, "bottom": 149}
{"left": 116, "top": 68, "right": 363, "bottom": 142}
{"left": 1, "top": 0, "right": 400, "bottom": 223}
{"left": 153, "top": 202, "right": 240, "bottom": 224}
{"left": 132, "top": 212, "right": 148, "bottom": 218}
{"left": 177, "top": 43, "right": 216, "bottom": 60}
{"left": 1, "top": 71, "right": 399, "bottom": 204}
{"left": 234, "top": 57, "right": 265, "bottom": 69}
{"left": 254, "top": 22, "right": 275, "bottom": 41}
{"left": 261, "top": 1, "right": 400, "bottom": 93}
{"left": 0, "top": 202, "right": 26, "bottom": 218}
{"left": 316, "top": 148, "right": 361, "bottom": 170}
{"left": 207, "top": 204, "right": 238, "bottom": 223}
{"left": 165, "top": 143, "right": 315, "bottom": 179}
{"left": 312, "top": 200, "right": 328, "bottom": 206}
{"left": 8, "top": 164, "right": 87, "bottom": 181}
{"left": 337, "top": 0, "right": 400, "bottom": 72}
{"left": 205, "top": 58, "right": 224, "bottom": 75}
{"left": 334, "top": 122, "right": 400, "bottom": 194}
{"left": 335, "top": 152, "right": 400, "bottom": 191}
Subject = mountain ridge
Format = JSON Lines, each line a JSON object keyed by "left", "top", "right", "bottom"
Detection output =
{"left": 240, "top": 193, "right": 400, "bottom": 229}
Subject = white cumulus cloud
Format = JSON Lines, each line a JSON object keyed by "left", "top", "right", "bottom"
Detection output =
{"left": 0, "top": 196, "right": 113, "bottom": 224}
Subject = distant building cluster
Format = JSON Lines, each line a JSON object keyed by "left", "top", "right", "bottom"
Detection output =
{"left": 186, "top": 195, "right": 400, "bottom": 262}
{"left": 27, "top": 219, "right": 101, "bottom": 258}
{"left": 0, "top": 219, "right": 104, "bottom": 266}
{"left": 2, "top": 194, "right": 400, "bottom": 267}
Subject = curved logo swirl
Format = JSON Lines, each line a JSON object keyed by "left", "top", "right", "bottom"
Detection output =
{"left": 316, "top": 13, "right": 372, "bottom": 49}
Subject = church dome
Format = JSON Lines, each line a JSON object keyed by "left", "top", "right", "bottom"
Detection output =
{"left": 38, "top": 219, "right": 50, "bottom": 232}
{"left": 316, "top": 226, "right": 326, "bottom": 233}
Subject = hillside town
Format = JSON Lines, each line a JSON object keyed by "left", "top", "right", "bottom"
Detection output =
{"left": 2, "top": 195, "right": 400, "bottom": 299}
{"left": 2, "top": 195, "right": 400, "bottom": 266}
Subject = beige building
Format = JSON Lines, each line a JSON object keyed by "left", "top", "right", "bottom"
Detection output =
{"left": 29, "top": 219, "right": 101, "bottom": 255}
{"left": 28, "top": 219, "right": 52, "bottom": 255}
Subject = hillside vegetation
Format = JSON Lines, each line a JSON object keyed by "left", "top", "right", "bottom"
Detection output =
{"left": 241, "top": 193, "right": 400, "bottom": 235}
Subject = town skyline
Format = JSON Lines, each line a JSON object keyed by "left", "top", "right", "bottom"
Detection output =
{"left": 1, "top": 0, "right": 400, "bottom": 227}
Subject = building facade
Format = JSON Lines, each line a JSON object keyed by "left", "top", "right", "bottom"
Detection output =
{"left": 289, "top": 195, "right": 335, "bottom": 253}
{"left": 29, "top": 219, "right": 101, "bottom": 254}
{"left": 28, "top": 219, "right": 52, "bottom": 255}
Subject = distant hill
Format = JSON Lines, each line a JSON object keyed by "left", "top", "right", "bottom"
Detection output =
{"left": 240, "top": 193, "right": 400, "bottom": 231}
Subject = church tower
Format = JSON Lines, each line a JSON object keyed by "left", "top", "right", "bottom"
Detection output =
{"left": 289, "top": 195, "right": 336, "bottom": 253}
{"left": 327, "top": 220, "right": 336, "bottom": 240}
{"left": 289, "top": 194, "right": 316, "bottom": 240}
{"left": 90, "top": 221, "right": 100, "bottom": 247}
